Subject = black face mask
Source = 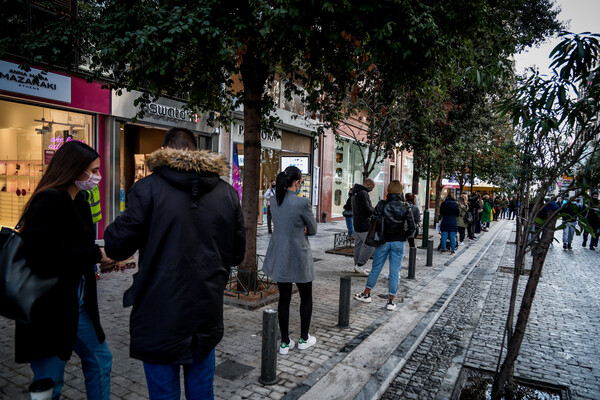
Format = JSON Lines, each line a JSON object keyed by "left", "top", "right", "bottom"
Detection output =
{"left": 271, "top": 184, "right": 275, "bottom": 189}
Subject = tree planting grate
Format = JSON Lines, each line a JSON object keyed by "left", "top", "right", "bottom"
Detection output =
{"left": 498, "top": 266, "right": 531, "bottom": 275}
{"left": 215, "top": 360, "right": 254, "bottom": 381}
{"left": 452, "top": 367, "right": 570, "bottom": 400}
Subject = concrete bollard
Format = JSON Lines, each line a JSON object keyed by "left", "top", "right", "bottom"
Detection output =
{"left": 259, "top": 309, "right": 278, "bottom": 385}
{"left": 408, "top": 247, "right": 416, "bottom": 279}
{"left": 426, "top": 240, "right": 434, "bottom": 266}
{"left": 338, "top": 276, "right": 351, "bottom": 328}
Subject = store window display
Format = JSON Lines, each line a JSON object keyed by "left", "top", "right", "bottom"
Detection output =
{"left": 0, "top": 100, "right": 92, "bottom": 227}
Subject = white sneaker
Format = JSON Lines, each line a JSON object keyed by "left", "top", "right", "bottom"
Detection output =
{"left": 279, "top": 339, "right": 295, "bottom": 355}
{"left": 386, "top": 300, "right": 396, "bottom": 311}
{"left": 354, "top": 292, "right": 372, "bottom": 303}
{"left": 384, "top": 274, "right": 389, "bottom": 279}
{"left": 354, "top": 265, "right": 369, "bottom": 276}
{"left": 298, "top": 334, "right": 317, "bottom": 350}
{"left": 459, "top": 241, "right": 464, "bottom": 245}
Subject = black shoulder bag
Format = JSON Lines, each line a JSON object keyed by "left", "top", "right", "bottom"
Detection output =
{"left": 0, "top": 216, "right": 59, "bottom": 324}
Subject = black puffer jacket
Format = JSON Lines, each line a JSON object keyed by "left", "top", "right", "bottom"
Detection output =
{"left": 104, "top": 149, "right": 246, "bottom": 364}
{"left": 373, "top": 193, "right": 416, "bottom": 242}
{"left": 351, "top": 184, "right": 375, "bottom": 232}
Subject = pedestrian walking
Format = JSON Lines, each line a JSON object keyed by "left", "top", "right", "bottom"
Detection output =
{"left": 351, "top": 178, "right": 376, "bottom": 276}
{"left": 438, "top": 193, "right": 460, "bottom": 253}
{"left": 405, "top": 193, "right": 421, "bottom": 248}
{"left": 354, "top": 181, "right": 415, "bottom": 310}
{"left": 582, "top": 192, "right": 599, "bottom": 250}
{"left": 16, "top": 141, "right": 113, "bottom": 400}
{"left": 562, "top": 200, "right": 578, "bottom": 250}
{"left": 264, "top": 179, "right": 276, "bottom": 233}
{"left": 104, "top": 128, "right": 246, "bottom": 399}
{"left": 343, "top": 188, "right": 354, "bottom": 237}
{"left": 261, "top": 166, "right": 319, "bottom": 355}
{"left": 508, "top": 197, "right": 517, "bottom": 219}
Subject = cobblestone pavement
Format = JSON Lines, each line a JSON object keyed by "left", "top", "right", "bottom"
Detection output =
{"left": 382, "top": 221, "right": 600, "bottom": 400}
{"left": 1, "top": 219, "right": 597, "bottom": 399}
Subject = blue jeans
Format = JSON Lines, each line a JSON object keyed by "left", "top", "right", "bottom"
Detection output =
{"left": 562, "top": 221, "right": 576, "bottom": 244}
{"left": 345, "top": 217, "right": 354, "bottom": 236}
{"left": 30, "top": 309, "right": 112, "bottom": 400}
{"left": 366, "top": 241, "right": 405, "bottom": 296}
{"left": 440, "top": 231, "right": 457, "bottom": 252}
{"left": 143, "top": 349, "right": 215, "bottom": 400}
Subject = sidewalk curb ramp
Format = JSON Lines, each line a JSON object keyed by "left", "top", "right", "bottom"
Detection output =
{"left": 287, "top": 220, "right": 508, "bottom": 400}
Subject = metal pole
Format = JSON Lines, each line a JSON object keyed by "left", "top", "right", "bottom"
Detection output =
{"left": 421, "top": 123, "right": 432, "bottom": 248}
{"left": 408, "top": 247, "right": 416, "bottom": 279}
{"left": 338, "top": 276, "right": 351, "bottom": 328}
{"left": 259, "top": 309, "right": 278, "bottom": 385}
{"left": 426, "top": 239, "right": 434, "bottom": 266}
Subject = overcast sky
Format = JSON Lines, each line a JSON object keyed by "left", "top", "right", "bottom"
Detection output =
{"left": 513, "top": 0, "right": 600, "bottom": 76}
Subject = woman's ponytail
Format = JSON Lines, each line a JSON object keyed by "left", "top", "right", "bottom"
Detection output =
{"left": 275, "top": 166, "right": 302, "bottom": 205}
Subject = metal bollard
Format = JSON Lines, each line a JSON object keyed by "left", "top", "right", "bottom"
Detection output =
{"left": 426, "top": 239, "right": 434, "bottom": 266}
{"left": 338, "top": 276, "right": 351, "bottom": 328}
{"left": 259, "top": 309, "right": 278, "bottom": 385}
{"left": 408, "top": 247, "right": 416, "bottom": 279}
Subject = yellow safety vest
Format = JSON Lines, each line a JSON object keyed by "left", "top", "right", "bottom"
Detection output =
{"left": 86, "top": 186, "right": 102, "bottom": 223}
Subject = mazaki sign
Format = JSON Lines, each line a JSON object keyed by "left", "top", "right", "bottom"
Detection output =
{"left": 0, "top": 60, "right": 71, "bottom": 103}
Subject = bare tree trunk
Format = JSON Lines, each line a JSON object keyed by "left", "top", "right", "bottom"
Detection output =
{"left": 412, "top": 152, "right": 421, "bottom": 195}
{"left": 238, "top": 50, "right": 269, "bottom": 290}
{"left": 433, "top": 164, "right": 444, "bottom": 224}
{"left": 492, "top": 211, "right": 559, "bottom": 399}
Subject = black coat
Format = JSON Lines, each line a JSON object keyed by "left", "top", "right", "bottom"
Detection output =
{"left": 351, "top": 184, "right": 374, "bottom": 232}
{"left": 439, "top": 199, "right": 460, "bottom": 232}
{"left": 373, "top": 193, "right": 416, "bottom": 242}
{"left": 16, "top": 189, "right": 103, "bottom": 363}
{"left": 104, "top": 149, "right": 246, "bottom": 364}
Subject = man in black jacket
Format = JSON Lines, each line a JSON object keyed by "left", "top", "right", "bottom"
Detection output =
{"left": 351, "top": 178, "right": 375, "bottom": 276}
{"left": 104, "top": 128, "right": 246, "bottom": 399}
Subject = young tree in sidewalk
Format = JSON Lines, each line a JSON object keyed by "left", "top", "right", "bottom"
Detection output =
{"left": 492, "top": 32, "right": 600, "bottom": 400}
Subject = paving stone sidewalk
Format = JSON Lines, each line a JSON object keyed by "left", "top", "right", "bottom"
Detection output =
{"left": 1, "top": 219, "right": 577, "bottom": 400}
{"left": 382, "top": 222, "right": 600, "bottom": 400}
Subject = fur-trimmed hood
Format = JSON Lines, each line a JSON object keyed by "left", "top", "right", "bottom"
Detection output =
{"left": 146, "top": 148, "right": 229, "bottom": 176}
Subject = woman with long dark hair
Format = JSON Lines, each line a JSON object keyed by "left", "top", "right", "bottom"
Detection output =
{"left": 439, "top": 193, "right": 460, "bottom": 254}
{"left": 17, "top": 141, "right": 113, "bottom": 400}
{"left": 262, "top": 166, "right": 318, "bottom": 355}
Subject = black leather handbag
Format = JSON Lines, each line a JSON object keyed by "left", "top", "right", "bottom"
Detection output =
{"left": 0, "top": 216, "right": 58, "bottom": 324}
{"left": 365, "top": 216, "right": 385, "bottom": 247}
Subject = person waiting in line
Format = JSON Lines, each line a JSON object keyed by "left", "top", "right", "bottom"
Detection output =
{"left": 457, "top": 194, "right": 469, "bottom": 245}
{"left": 582, "top": 192, "right": 599, "bottom": 250}
{"left": 481, "top": 194, "right": 492, "bottom": 231}
{"left": 343, "top": 188, "right": 354, "bottom": 237}
{"left": 264, "top": 179, "right": 276, "bottom": 234}
{"left": 438, "top": 193, "right": 460, "bottom": 253}
{"left": 262, "top": 166, "right": 319, "bottom": 355}
{"left": 354, "top": 181, "right": 415, "bottom": 310}
{"left": 405, "top": 193, "right": 421, "bottom": 248}
{"left": 104, "top": 128, "right": 246, "bottom": 399}
{"left": 351, "top": 178, "right": 376, "bottom": 276}
{"left": 17, "top": 141, "right": 113, "bottom": 400}
{"left": 562, "top": 199, "right": 579, "bottom": 250}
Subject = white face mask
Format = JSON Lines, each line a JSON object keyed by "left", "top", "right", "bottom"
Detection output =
{"left": 75, "top": 171, "right": 102, "bottom": 191}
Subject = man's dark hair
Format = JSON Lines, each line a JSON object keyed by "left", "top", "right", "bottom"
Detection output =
{"left": 162, "top": 128, "right": 198, "bottom": 150}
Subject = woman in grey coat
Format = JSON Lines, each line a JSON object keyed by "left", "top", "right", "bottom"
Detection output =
{"left": 262, "top": 166, "right": 318, "bottom": 355}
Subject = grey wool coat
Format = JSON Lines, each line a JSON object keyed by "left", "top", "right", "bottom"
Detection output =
{"left": 262, "top": 190, "right": 318, "bottom": 283}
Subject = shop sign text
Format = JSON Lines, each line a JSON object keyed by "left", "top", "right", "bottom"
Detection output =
{"left": 0, "top": 60, "right": 71, "bottom": 102}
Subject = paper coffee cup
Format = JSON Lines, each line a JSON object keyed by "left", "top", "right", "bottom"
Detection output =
{"left": 29, "top": 378, "right": 54, "bottom": 400}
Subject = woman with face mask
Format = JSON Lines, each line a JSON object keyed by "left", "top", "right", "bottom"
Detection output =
{"left": 262, "top": 166, "right": 318, "bottom": 355}
{"left": 16, "top": 141, "right": 113, "bottom": 400}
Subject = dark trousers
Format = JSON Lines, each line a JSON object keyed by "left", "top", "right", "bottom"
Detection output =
{"left": 467, "top": 223, "right": 474, "bottom": 239}
{"left": 583, "top": 231, "right": 599, "bottom": 248}
{"left": 277, "top": 282, "right": 313, "bottom": 343}
{"left": 267, "top": 205, "right": 272, "bottom": 232}
{"left": 458, "top": 227, "right": 466, "bottom": 243}
{"left": 407, "top": 227, "right": 419, "bottom": 248}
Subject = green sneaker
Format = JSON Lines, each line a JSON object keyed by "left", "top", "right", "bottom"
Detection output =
{"left": 279, "top": 339, "right": 295, "bottom": 355}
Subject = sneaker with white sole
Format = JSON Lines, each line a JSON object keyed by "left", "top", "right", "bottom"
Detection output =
{"left": 298, "top": 334, "right": 317, "bottom": 350}
{"left": 354, "top": 265, "right": 370, "bottom": 276}
{"left": 354, "top": 292, "right": 372, "bottom": 303}
{"left": 279, "top": 339, "right": 295, "bottom": 355}
{"left": 386, "top": 300, "right": 396, "bottom": 311}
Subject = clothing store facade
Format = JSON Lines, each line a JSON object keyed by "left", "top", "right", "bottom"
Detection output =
{"left": 0, "top": 59, "right": 110, "bottom": 232}
{"left": 104, "top": 90, "right": 218, "bottom": 229}
{"left": 228, "top": 108, "right": 318, "bottom": 225}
